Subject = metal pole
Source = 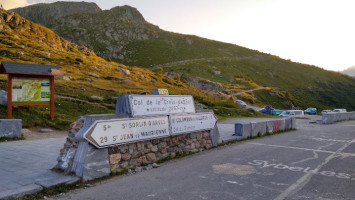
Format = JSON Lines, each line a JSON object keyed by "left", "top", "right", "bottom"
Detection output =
{"left": 50, "top": 76, "right": 55, "bottom": 120}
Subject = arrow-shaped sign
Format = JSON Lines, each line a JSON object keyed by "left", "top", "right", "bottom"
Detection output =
{"left": 84, "top": 116, "right": 170, "bottom": 148}
{"left": 169, "top": 112, "right": 217, "bottom": 135}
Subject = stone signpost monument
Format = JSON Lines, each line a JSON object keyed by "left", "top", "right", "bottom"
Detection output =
{"left": 56, "top": 94, "right": 219, "bottom": 181}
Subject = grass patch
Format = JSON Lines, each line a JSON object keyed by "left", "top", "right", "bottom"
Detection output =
{"left": 0, "top": 135, "right": 25, "bottom": 143}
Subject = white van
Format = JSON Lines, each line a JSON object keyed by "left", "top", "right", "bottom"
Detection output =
{"left": 333, "top": 109, "right": 347, "bottom": 113}
{"left": 279, "top": 110, "right": 304, "bottom": 117}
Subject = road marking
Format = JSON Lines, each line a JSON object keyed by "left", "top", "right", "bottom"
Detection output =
{"left": 212, "top": 163, "right": 256, "bottom": 175}
{"left": 248, "top": 143, "right": 355, "bottom": 156}
{"left": 273, "top": 138, "right": 355, "bottom": 200}
{"left": 249, "top": 160, "right": 352, "bottom": 180}
{"left": 310, "top": 137, "right": 350, "bottom": 143}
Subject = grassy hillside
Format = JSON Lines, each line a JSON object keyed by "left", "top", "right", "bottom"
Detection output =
{"left": 0, "top": 8, "right": 259, "bottom": 130}
{"left": 11, "top": 2, "right": 355, "bottom": 112}
{"left": 160, "top": 56, "right": 355, "bottom": 111}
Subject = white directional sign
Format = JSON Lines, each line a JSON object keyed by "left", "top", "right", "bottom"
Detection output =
{"left": 170, "top": 112, "right": 217, "bottom": 135}
{"left": 84, "top": 116, "right": 170, "bottom": 148}
{"left": 129, "top": 95, "right": 196, "bottom": 117}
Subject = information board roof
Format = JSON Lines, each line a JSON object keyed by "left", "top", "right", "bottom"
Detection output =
{"left": 0, "top": 62, "right": 63, "bottom": 76}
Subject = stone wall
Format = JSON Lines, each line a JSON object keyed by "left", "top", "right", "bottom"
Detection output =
{"left": 322, "top": 112, "right": 355, "bottom": 124}
{"left": 108, "top": 131, "right": 213, "bottom": 173}
{"left": 56, "top": 114, "right": 217, "bottom": 180}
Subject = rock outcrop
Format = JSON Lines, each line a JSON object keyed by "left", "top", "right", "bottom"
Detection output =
{"left": 12, "top": 1, "right": 101, "bottom": 26}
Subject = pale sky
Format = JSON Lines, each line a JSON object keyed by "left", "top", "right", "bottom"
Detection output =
{"left": 2, "top": 0, "right": 355, "bottom": 71}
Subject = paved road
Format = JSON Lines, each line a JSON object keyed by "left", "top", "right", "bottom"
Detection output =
{"left": 50, "top": 117, "right": 355, "bottom": 200}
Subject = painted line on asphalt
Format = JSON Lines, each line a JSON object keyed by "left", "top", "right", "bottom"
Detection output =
{"left": 310, "top": 137, "right": 351, "bottom": 143}
{"left": 273, "top": 138, "right": 355, "bottom": 200}
{"left": 248, "top": 143, "right": 355, "bottom": 157}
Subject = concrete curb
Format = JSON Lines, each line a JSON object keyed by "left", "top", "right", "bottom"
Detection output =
{"left": 0, "top": 175, "right": 79, "bottom": 199}
{"left": 234, "top": 118, "right": 295, "bottom": 139}
{"left": 322, "top": 112, "right": 355, "bottom": 124}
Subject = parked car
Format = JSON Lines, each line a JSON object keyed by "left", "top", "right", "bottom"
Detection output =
{"left": 321, "top": 110, "right": 332, "bottom": 114}
{"left": 270, "top": 110, "right": 284, "bottom": 116}
{"left": 333, "top": 109, "right": 347, "bottom": 113}
{"left": 235, "top": 100, "right": 247, "bottom": 107}
{"left": 279, "top": 110, "right": 304, "bottom": 117}
{"left": 258, "top": 105, "right": 274, "bottom": 115}
{"left": 304, "top": 107, "right": 317, "bottom": 115}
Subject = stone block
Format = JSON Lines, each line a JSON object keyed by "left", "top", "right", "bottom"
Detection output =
{"left": 251, "top": 121, "right": 267, "bottom": 137}
{"left": 322, "top": 113, "right": 337, "bottom": 124}
{"left": 284, "top": 118, "right": 291, "bottom": 130}
{"left": 0, "top": 119, "right": 22, "bottom": 138}
{"left": 266, "top": 119, "right": 285, "bottom": 133}
{"left": 350, "top": 112, "right": 355, "bottom": 120}
{"left": 338, "top": 113, "right": 349, "bottom": 121}
{"left": 109, "top": 154, "right": 121, "bottom": 164}
{"left": 291, "top": 118, "right": 297, "bottom": 129}
{"left": 0, "top": 90, "right": 7, "bottom": 106}
{"left": 146, "top": 153, "right": 156, "bottom": 162}
{"left": 234, "top": 123, "right": 251, "bottom": 138}
{"left": 209, "top": 125, "right": 220, "bottom": 146}
{"left": 82, "top": 144, "right": 110, "bottom": 181}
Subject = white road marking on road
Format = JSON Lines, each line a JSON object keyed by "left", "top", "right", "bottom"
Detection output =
{"left": 310, "top": 137, "right": 350, "bottom": 143}
{"left": 273, "top": 138, "right": 355, "bottom": 200}
{"left": 271, "top": 182, "right": 289, "bottom": 186}
{"left": 249, "top": 143, "right": 355, "bottom": 157}
{"left": 198, "top": 195, "right": 208, "bottom": 200}
{"left": 226, "top": 181, "right": 241, "bottom": 185}
{"left": 254, "top": 183, "right": 283, "bottom": 192}
{"left": 291, "top": 151, "right": 318, "bottom": 165}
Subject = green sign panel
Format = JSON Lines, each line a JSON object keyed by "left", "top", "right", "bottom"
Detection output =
{"left": 12, "top": 78, "right": 50, "bottom": 103}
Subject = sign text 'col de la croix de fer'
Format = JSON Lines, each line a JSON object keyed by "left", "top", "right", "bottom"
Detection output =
{"left": 128, "top": 95, "right": 196, "bottom": 117}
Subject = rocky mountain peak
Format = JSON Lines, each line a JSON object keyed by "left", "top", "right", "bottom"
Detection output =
{"left": 12, "top": 1, "right": 102, "bottom": 26}
{"left": 108, "top": 5, "right": 147, "bottom": 24}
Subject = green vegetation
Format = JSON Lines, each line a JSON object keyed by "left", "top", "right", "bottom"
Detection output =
{"left": 0, "top": 9, "right": 258, "bottom": 130}
{"left": 11, "top": 3, "right": 355, "bottom": 112}
{"left": 162, "top": 57, "right": 355, "bottom": 111}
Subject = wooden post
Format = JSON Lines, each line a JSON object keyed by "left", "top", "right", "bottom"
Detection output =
{"left": 50, "top": 76, "right": 55, "bottom": 120}
{"left": 7, "top": 74, "right": 12, "bottom": 119}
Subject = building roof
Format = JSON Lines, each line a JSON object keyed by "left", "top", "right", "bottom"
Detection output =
{"left": 0, "top": 62, "right": 63, "bottom": 76}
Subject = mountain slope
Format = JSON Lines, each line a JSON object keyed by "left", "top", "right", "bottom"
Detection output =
{"left": 13, "top": 3, "right": 260, "bottom": 66}
{"left": 11, "top": 2, "right": 355, "bottom": 111}
{"left": 0, "top": 8, "right": 253, "bottom": 129}
{"left": 342, "top": 66, "right": 355, "bottom": 77}
{"left": 12, "top": 1, "right": 101, "bottom": 26}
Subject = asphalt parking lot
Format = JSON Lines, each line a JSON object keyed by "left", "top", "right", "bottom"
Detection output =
{"left": 50, "top": 117, "right": 355, "bottom": 200}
